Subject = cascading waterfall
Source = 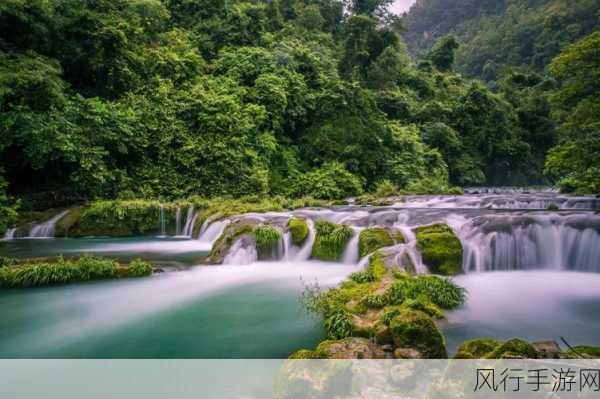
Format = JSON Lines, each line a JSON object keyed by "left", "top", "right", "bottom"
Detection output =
{"left": 159, "top": 205, "right": 166, "bottom": 236}
{"left": 341, "top": 227, "right": 362, "bottom": 264}
{"left": 223, "top": 237, "right": 257, "bottom": 265}
{"left": 181, "top": 206, "right": 196, "bottom": 237}
{"left": 28, "top": 210, "right": 70, "bottom": 238}
{"left": 175, "top": 207, "right": 182, "bottom": 236}
{"left": 454, "top": 214, "right": 600, "bottom": 273}
{"left": 3, "top": 228, "right": 16, "bottom": 240}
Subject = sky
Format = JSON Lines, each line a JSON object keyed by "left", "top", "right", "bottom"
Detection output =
{"left": 390, "top": 0, "right": 417, "bottom": 14}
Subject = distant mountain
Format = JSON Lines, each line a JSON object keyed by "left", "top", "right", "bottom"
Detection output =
{"left": 402, "top": 0, "right": 600, "bottom": 81}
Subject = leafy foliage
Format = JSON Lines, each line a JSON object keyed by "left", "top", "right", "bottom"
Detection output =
{"left": 311, "top": 220, "right": 353, "bottom": 261}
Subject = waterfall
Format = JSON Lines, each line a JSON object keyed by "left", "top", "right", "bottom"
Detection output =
{"left": 28, "top": 210, "right": 70, "bottom": 238}
{"left": 197, "top": 219, "right": 231, "bottom": 251}
{"left": 181, "top": 206, "right": 196, "bottom": 237}
{"left": 3, "top": 228, "right": 16, "bottom": 240}
{"left": 455, "top": 214, "right": 600, "bottom": 273}
{"left": 175, "top": 207, "right": 182, "bottom": 236}
{"left": 159, "top": 205, "right": 166, "bottom": 236}
{"left": 293, "top": 219, "right": 316, "bottom": 262}
{"left": 223, "top": 238, "right": 257, "bottom": 265}
{"left": 341, "top": 227, "right": 362, "bottom": 264}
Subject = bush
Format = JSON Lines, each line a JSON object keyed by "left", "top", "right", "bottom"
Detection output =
{"left": 290, "top": 162, "right": 364, "bottom": 200}
{"left": 288, "top": 218, "right": 309, "bottom": 245}
{"left": 324, "top": 308, "right": 354, "bottom": 339}
{"left": 373, "top": 180, "right": 398, "bottom": 197}
{"left": 311, "top": 220, "right": 353, "bottom": 261}
{"left": 384, "top": 275, "right": 465, "bottom": 309}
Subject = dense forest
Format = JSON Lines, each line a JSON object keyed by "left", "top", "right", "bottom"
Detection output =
{"left": 0, "top": 0, "right": 599, "bottom": 234}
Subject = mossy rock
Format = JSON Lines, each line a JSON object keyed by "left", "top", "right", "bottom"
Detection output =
{"left": 358, "top": 228, "right": 394, "bottom": 258}
{"left": 485, "top": 339, "right": 537, "bottom": 359}
{"left": 311, "top": 220, "right": 353, "bottom": 262}
{"left": 389, "top": 309, "right": 447, "bottom": 359}
{"left": 208, "top": 220, "right": 257, "bottom": 263}
{"left": 414, "top": 224, "right": 463, "bottom": 276}
{"left": 288, "top": 349, "right": 328, "bottom": 359}
{"left": 316, "top": 338, "right": 387, "bottom": 359}
{"left": 55, "top": 206, "right": 84, "bottom": 237}
{"left": 454, "top": 338, "right": 502, "bottom": 359}
{"left": 287, "top": 218, "right": 309, "bottom": 246}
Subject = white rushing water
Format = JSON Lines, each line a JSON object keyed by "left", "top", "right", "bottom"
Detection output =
{"left": 180, "top": 206, "right": 196, "bottom": 237}
{"left": 28, "top": 210, "right": 70, "bottom": 238}
{"left": 2, "top": 228, "right": 16, "bottom": 240}
{"left": 197, "top": 219, "right": 231, "bottom": 251}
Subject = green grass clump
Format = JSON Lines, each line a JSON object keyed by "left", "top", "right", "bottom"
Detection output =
{"left": 349, "top": 252, "right": 387, "bottom": 283}
{"left": 384, "top": 275, "right": 465, "bottom": 309}
{"left": 123, "top": 258, "right": 153, "bottom": 277}
{"left": 311, "top": 220, "right": 353, "bottom": 262}
{"left": 0, "top": 256, "right": 153, "bottom": 288}
{"left": 414, "top": 224, "right": 463, "bottom": 275}
{"left": 358, "top": 228, "right": 394, "bottom": 258}
{"left": 0, "top": 257, "right": 17, "bottom": 268}
{"left": 251, "top": 225, "right": 282, "bottom": 259}
{"left": 568, "top": 346, "right": 600, "bottom": 358}
{"left": 288, "top": 218, "right": 309, "bottom": 246}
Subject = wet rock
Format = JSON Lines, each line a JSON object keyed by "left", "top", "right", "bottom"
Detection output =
{"left": 393, "top": 347, "right": 423, "bottom": 359}
{"left": 532, "top": 340, "right": 562, "bottom": 359}
{"left": 316, "top": 338, "right": 387, "bottom": 359}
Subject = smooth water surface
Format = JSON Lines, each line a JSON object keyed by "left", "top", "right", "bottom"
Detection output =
{"left": 0, "top": 261, "right": 358, "bottom": 358}
{"left": 443, "top": 271, "right": 600, "bottom": 355}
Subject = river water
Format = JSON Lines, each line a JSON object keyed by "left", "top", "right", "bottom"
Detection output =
{"left": 1, "top": 189, "right": 599, "bottom": 357}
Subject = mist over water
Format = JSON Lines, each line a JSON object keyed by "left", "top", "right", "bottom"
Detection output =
{"left": 1, "top": 189, "right": 600, "bottom": 358}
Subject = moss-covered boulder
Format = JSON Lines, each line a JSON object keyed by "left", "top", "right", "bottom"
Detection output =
{"left": 251, "top": 224, "right": 282, "bottom": 260}
{"left": 485, "top": 339, "right": 538, "bottom": 359}
{"left": 316, "top": 338, "right": 387, "bottom": 359}
{"left": 388, "top": 309, "right": 447, "bottom": 359}
{"left": 358, "top": 228, "right": 394, "bottom": 258}
{"left": 311, "top": 220, "right": 353, "bottom": 262}
{"left": 454, "top": 338, "right": 502, "bottom": 359}
{"left": 287, "top": 218, "right": 309, "bottom": 246}
{"left": 208, "top": 220, "right": 257, "bottom": 263}
{"left": 414, "top": 224, "right": 463, "bottom": 275}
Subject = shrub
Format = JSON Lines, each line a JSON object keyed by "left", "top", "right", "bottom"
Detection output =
{"left": 324, "top": 308, "right": 354, "bottom": 339}
{"left": 414, "top": 224, "right": 463, "bottom": 275}
{"left": 373, "top": 180, "right": 398, "bottom": 197}
{"left": 311, "top": 220, "right": 353, "bottom": 261}
{"left": 290, "top": 162, "right": 364, "bottom": 200}
{"left": 287, "top": 218, "right": 309, "bottom": 245}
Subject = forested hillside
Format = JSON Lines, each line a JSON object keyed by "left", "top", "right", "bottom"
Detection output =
{"left": 0, "top": 0, "right": 598, "bottom": 234}
{"left": 403, "top": 0, "right": 600, "bottom": 82}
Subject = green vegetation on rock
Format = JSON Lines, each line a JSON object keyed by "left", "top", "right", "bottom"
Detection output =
{"left": 311, "top": 220, "right": 353, "bottom": 262}
{"left": 358, "top": 228, "right": 394, "bottom": 258}
{"left": 251, "top": 225, "right": 282, "bottom": 260}
{"left": 208, "top": 220, "right": 256, "bottom": 264}
{"left": 415, "top": 224, "right": 463, "bottom": 275}
{"left": 0, "top": 256, "right": 152, "bottom": 288}
{"left": 287, "top": 218, "right": 309, "bottom": 246}
{"left": 454, "top": 338, "right": 502, "bottom": 359}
